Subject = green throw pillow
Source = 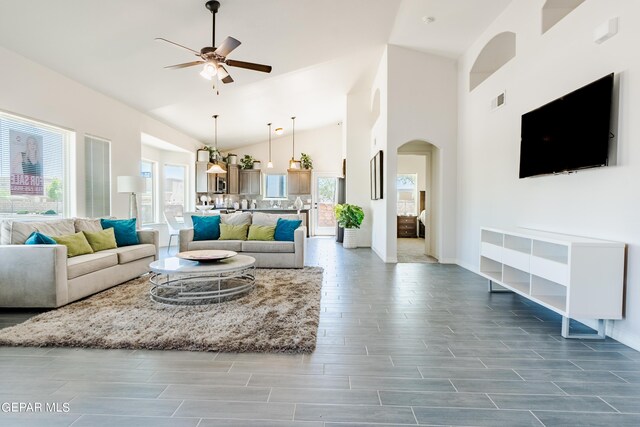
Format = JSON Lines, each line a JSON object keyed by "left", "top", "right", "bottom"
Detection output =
{"left": 219, "top": 223, "right": 249, "bottom": 241}
{"left": 53, "top": 232, "right": 94, "bottom": 258}
{"left": 83, "top": 228, "right": 117, "bottom": 252}
{"left": 247, "top": 225, "right": 275, "bottom": 241}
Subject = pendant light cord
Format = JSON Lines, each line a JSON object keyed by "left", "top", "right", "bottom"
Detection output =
{"left": 213, "top": 114, "right": 218, "bottom": 151}
{"left": 291, "top": 116, "right": 296, "bottom": 159}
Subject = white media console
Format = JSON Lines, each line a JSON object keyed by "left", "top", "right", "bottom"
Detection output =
{"left": 479, "top": 227, "right": 625, "bottom": 339}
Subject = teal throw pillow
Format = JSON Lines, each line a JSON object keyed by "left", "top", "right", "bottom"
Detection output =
{"left": 274, "top": 218, "right": 302, "bottom": 242}
{"left": 100, "top": 218, "right": 139, "bottom": 247}
{"left": 192, "top": 215, "right": 221, "bottom": 241}
{"left": 25, "top": 231, "right": 57, "bottom": 245}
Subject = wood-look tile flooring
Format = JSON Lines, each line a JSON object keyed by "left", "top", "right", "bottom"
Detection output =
{"left": 1, "top": 237, "right": 639, "bottom": 426}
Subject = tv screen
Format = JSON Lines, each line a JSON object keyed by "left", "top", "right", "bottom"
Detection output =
{"left": 519, "top": 73, "right": 614, "bottom": 178}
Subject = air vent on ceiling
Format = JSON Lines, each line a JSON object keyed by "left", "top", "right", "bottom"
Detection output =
{"left": 491, "top": 91, "right": 506, "bottom": 110}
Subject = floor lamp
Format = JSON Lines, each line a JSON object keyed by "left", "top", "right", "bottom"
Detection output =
{"left": 117, "top": 176, "right": 146, "bottom": 229}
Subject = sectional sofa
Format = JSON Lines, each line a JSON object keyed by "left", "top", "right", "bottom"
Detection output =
{"left": 0, "top": 218, "right": 159, "bottom": 308}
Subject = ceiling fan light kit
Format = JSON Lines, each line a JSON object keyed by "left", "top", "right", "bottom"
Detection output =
{"left": 157, "top": 0, "right": 272, "bottom": 90}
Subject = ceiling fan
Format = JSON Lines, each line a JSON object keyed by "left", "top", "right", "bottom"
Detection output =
{"left": 156, "top": 0, "right": 272, "bottom": 90}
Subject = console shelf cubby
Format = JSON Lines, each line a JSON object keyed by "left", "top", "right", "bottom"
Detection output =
{"left": 479, "top": 227, "right": 625, "bottom": 339}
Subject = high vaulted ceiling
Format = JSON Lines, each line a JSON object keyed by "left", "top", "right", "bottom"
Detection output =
{"left": 0, "top": 0, "right": 512, "bottom": 149}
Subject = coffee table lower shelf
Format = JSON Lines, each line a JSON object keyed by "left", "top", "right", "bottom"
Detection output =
{"left": 149, "top": 255, "right": 256, "bottom": 305}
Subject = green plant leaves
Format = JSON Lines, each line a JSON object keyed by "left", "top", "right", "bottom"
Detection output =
{"left": 334, "top": 203, "right": 364, "bottom": 229}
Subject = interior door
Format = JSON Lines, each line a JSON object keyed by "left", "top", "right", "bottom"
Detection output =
{"left": 312, "top": 174, "right": 338, "bottom": 236}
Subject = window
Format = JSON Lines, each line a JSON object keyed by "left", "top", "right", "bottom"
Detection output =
{"left": 164, "top": 164, "right": 186, "bottom": 212}
{"left": 397, "top": 174, "right": 417, "bottom": 216}
{"left": 0, "top": 110, "right": 72, "bottom": 218}
{"left": 264, "top": 174, "right": 287, "bottom": 199}
{"left": 85, "top": 135, "right": 110, "bottom": 217}
{"left": 140, "top": 160, "right": 156, "bottom": 224}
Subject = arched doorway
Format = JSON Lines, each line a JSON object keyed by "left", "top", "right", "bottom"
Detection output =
{"left": 396, "top": 140, "right": 441, "bottom": 262}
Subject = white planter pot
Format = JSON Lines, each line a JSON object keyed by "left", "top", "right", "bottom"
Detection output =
{"left": 343, "top": 228, "right": 358, "bottom": 249}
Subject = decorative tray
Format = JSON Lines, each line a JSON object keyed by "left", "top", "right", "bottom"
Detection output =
{"left": 176, "top": 250, "right": 237, "bottom": 262}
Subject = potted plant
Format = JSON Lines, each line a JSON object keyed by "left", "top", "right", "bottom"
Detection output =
{"left": 204, "top": 146, "right": 224, "bottom": 163}
{"left": 227, "top": 153, "right": 238, "bottom": 165}
{"left": 240, "top": 154, "right": 255, "bottom": 170}
{"left": 300, "top": 153, "right": 313, "bottom": 169}
{"left": 253, "top": 160, "right": 262, "bottom": 169}
{"left": 334, "top": 203, "right": 364, "bottom": 249}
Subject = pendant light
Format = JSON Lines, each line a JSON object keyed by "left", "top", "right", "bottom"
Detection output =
{"left": 206, "top": 114, "right": 226, "bottom": 174}
{"left": 289, "top": 116, "right": 298, "bottom": 169}
{"left": 267, "top": 123, "right": 274, "bottom": 168}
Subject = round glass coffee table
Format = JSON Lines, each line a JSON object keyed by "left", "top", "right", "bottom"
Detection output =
{"left": 149, "top": 254, "right": 256, "bottom": 304}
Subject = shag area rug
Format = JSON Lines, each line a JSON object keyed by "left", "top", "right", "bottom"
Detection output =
{"left": 0, "top": 267, "right": 323, "bottom": 353}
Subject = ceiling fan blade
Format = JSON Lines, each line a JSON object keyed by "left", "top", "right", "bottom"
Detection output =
{"left": 225, "top": 59, "right": 272, "bottom": 73}
{"left": 214, "top": 36, "right": 241, "bottom": 58}
{"left": 164, "top": 61, "right": 204, "bottom": 69}
{"left": 155, "top": 37, "right": 201, "bottom": 55}
{"left": 217, "top": 65, "right": 234, "bottom": 84}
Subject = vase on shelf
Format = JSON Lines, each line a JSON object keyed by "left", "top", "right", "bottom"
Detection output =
{"left": 294, "top": 196, "right": 303, "bottom": 212}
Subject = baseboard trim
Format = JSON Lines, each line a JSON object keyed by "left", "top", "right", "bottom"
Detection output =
{"left": 456, "top": 259, "right": 475, "bottom": 272}
{"left": 608, "top": 328, "right": 640, "bottom": 352}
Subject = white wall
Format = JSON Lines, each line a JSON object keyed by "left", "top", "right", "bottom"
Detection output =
{"left": 457, "top": 0, "right": 640, "bottom": 349}
{"left": 370, "top": 48, "right": 390, "bottom": 261}
{"left": 227, "top": 124, "right": 343, "bottom": 175}
{"left": 0, "top": 45, "right": 201, "bottom": 219}
{"left": 345, "top": 89, "right": 373, "bottom": 247}
{"left": 376, "top": 45, "right": 458, "bottom": 263}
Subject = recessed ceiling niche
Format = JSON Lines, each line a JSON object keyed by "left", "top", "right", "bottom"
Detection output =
{"left": 542, "top": 0, "right": 586, "bottom": 34}
{"left": 469, "top": 32, "right": 516, "bottom": 92}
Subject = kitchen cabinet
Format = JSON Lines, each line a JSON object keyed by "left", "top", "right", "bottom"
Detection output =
{"left": 287, "top": 169, "right": 311, "bottom": 195}
{"left": 239, "top": 169, "right": 261, "bottom": 195}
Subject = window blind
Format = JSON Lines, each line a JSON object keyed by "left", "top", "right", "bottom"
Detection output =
{"left": 0, "top": 111, "right": 70, "bottom": 217}
{"left": 85, "top": 135, "right": 111, "bottom": 217}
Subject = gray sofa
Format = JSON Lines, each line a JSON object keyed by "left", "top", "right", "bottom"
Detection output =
{"left": 0, "top": 218, "right": 159, "bottom": 308}
{"left": 179, "top": 212, "right": 306, "bottom": 268}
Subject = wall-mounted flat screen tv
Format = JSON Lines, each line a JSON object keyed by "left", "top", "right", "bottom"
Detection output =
{"left": 519, "top": 73, "right": 614, "bottom": 178}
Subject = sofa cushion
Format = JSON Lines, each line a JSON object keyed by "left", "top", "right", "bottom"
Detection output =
{"left": 83, "top": 228, "right": 117, "bottom": 252}
{"left": 188, "top": 240, "right": 243, "bottom": 251}
{"left": 74, "top": 218, "right": 104, "bottom": 233}
{"left": 53, "top": 232, "right": 94, "bottom": 258}
{"left": 220, "top": 223, "right": 249, "bottom": 240}
{"left": 192, "top": 215, "right": 221, "bottom": 241}
{"left": 247, "top": 225, "right": 275, "bottom": 241}
{"left": 274, "top": 218, "right": 302, "bottom": 242}
{"left": 242, "top": 240, "right": 295, "bottom": 253}
{"left": 221, "top": 212, "right": 252, "bottom": 226}
{"left": 1, "top": 219, "right": 76, "bottom": 245}
{"left": 25, "top": 231, "right": 57, "bottom": 245}
{"left": 100, "top": 218, "right": 139, "bottom": 247}
{"left": 252, "top": 212, "right": 302, "bottom": 227}
{"left": 103, "top": 244, "right": 156, "bottom": 264}
{"left": 67, "top": 252, "right": 118, "bottom": 280}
